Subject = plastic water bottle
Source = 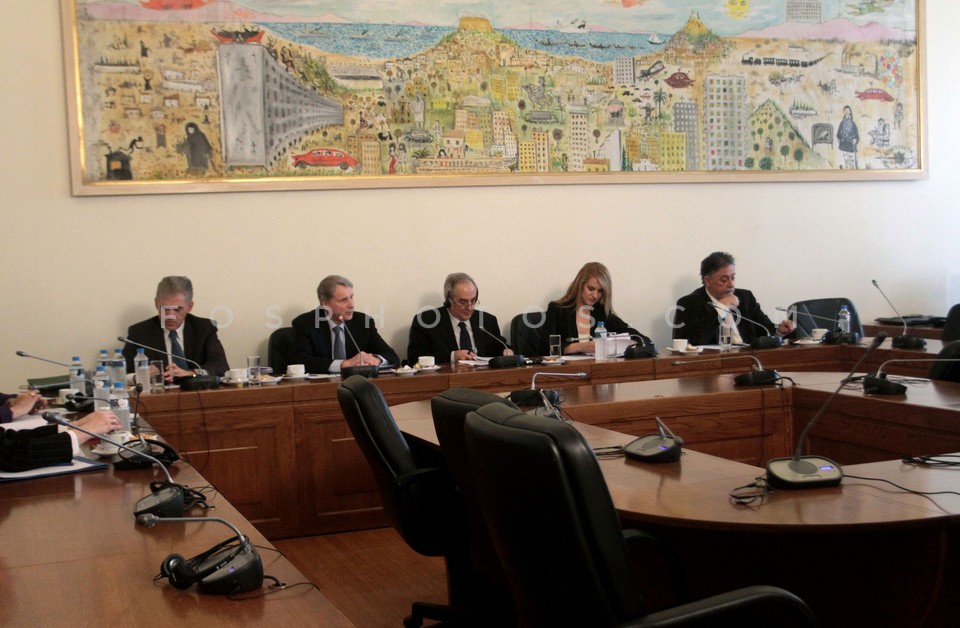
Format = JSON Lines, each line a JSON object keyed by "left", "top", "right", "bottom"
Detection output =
{"left": 69, "top": 356, "right": 86, "bottom": 394}
{"left": 134, "top": 348, "right": 151, "bottom": 390}
{"left": 838, "top": 305, "right": 851, "bottom": 334}
{"left": 110, "top": 381, "right": 131, "bottom": 432}
{"left": 97, "top": 349, "right": 112, "bottom": 384}
{"left": 93, "top": 366, "right": 112, "bottom": 410}
{"left": 111, "top": 348, "right": 127, "bottom": 387}
{"left": 594, "top": 321, "right": 608, "bottom": 361}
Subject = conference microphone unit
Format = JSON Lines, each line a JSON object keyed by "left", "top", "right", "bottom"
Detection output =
{"left": 775, "top": 306, "right": 861, "bottom": 345}
{"left": 862, "top": 357, "right": 960, "bottom": 395}
{"left": 16, "top": 350, "right": 94, "bottom": 398}
{"left": 336, "top": 315, "right": 380, "bottom": 379}
{"left": 117, "top": 336, "right": 221, "bottom": 390}
{"left": 766, "top": 332, "right": 888, "bottom": 490}
{"left": 871, "top": 280, "right": 927, "bottom": 350}
{"left": 710, "top": 303, "right": 781, "bottom": 349}
{"left": 624, "top": 417, "right": 683, "bottom": 463}
{"left": 43, "top": 412, "right": 185, "bottom": 517}
{"left": 478, "top": 324, "right": 526, "bottom": 368}
{"left": 671, "top": 355, "right": 780, "bottom": 386}
{"left": 508, "top": 370, "right": 587, "bottom": 406}
{"left": 624, "top": 333, "right": 657, "bottom": 359}
{"left": 137, "top": 514, "right": 263, "bottom": 595}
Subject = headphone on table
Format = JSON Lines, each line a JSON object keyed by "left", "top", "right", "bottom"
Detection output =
{"left": 159, "top": 536, "right": 251, "bottom": 590}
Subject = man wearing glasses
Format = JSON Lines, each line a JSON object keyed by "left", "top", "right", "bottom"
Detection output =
{"left": 406, "top": 272, "right": 513, "bottom": 365}
{"left": 671, "top": 252, "right": 795, "bottom": 346}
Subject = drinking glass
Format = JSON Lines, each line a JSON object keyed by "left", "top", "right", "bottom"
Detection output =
{"left": 549, "top": 335, "right": 562, "bottom": 359}
{"left": 247, "top": 356, "right": 261, "bottom": 387}
{"left": 149, "top": 360, "right": 165, "bottom": 393}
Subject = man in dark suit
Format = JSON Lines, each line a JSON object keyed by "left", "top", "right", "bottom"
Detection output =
{"left": 123, "top": 276, "right": 229, "bottom": 380}
{"left": 406, "top": 272, "right": 513, "bottom": 365}
{"left": 672, "top": 252, "right": 795, "bottom": 345}
{"left": 291, "top": 275, "right": 399, "bottom": 374}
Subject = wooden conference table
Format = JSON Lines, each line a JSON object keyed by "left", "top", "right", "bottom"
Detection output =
{"left": 392, "top": 372, "right": 960, "bottom": 628}
{"left": 0, "top": 449, "right": 353, "bottom": 627}
{"left": 131, "top": 338, "right": 951, "bottom": 541}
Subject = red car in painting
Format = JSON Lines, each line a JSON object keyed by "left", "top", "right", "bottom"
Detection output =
{"left": 292, "top": 148, "right": 360, "bottom": 170}
{"left": 855, "top": 88, "right": 894, "bottom": 102}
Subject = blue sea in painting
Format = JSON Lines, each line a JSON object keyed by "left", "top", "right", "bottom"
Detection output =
{"left": 262, "top": 22, "right": 664, "bottom": 63}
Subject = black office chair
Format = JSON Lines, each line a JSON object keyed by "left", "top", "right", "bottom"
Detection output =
{"left": 942, "top": 304, "right": 960, "bottom": 343}
{"left": 509, "top": 310, "right": 545, "bottom": 357}
{"left": 431, "top": 388, "right": 520, "bottom": 625}
{"left": 463, "top": 403, "right": 819, "bottom": 627}
{"left": 267, "top": 326, "right": 296, "bottom": 376}
{"left": 787, "top": 298, "right": 863, "bottom": 337}
{"left": 929, "top": 340, "right": 960, "bottom": 383}
{"left": 336, "top": 376, "right": 476, "bottom": 628}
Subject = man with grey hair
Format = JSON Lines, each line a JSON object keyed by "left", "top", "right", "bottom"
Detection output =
{"left": 123, "top": 275, "right": 229, "bottom": 380}
{"left": 291, "top": 275, "right": 399, "bottom": 374}
{"left": 406, "top": 272, "right": 513, "bottom": 365}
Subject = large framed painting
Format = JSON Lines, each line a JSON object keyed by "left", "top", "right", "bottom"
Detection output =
{"left": 61, "top": 0, "right": 926, "bottom": 195}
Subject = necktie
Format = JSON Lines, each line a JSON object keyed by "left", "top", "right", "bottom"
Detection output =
{"left": 458, "top": 321, "right": 472, "bottom": 351}
{"left": 333, "top": 325, "right": 346, "bottom": 360}
{"left": 169, "top": 330, "right": 188, "bottom": 369}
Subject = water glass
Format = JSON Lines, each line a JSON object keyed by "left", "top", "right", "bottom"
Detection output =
{"left": 247, "top": 356, "right": 261, "bottom": 387}
{"left": 149, "top": 360, "right": 165, "bottom": 393}
{"left": 719, "top": 324, "right": 733, "bottom": 352}
{"left": 549, "top": 335, "right": 562, "bottom": 359}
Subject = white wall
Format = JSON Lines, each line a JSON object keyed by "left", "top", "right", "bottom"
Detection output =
{"left": 1, "top": 3, "right": 957, "bottom": 391}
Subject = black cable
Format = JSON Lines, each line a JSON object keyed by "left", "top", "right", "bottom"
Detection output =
{"left": 843, "top": 473, "right": 960, "bottom": 499}
{"left": 593, "top": 445, "right": 625, "bottom": 459}
{"left": 729, "top": 476, "right": 774, "bottom": 505}
{"left": 902, "top": 454, "right": 960, "bottom": 467}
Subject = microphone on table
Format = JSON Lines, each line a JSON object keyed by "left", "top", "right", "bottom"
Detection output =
{"left": 766, "top": 332, "right": 888, "bottom": 489}
{"left": 15, "top": 350, "right": 74, "bottom": 369}
{"left": 624, "top": 417, "right": 683, "bottom": 463}
{"left": 478, "top": 323, "right": 526, "bottom": 368}
{"left": 862, "top": 357, "right": 960, "bottom": 395}
{"left": 117, "top": 336, "right": 220, "bottom": 390}
{"left": 137, "top": 514, "right": 263, "bottom": 594}
{"left": 871, "top": 280, "right": 927, "bottom": 349}
{"left": 16, "top": 350, "right": 93, "bottom": 399}
{"left": 536, "top": 388, "right": 564, "bottom": 421}
{"left": 671, "top": 355, "right": 780, "bottom": 386}
{"left": 337, "top": 315, "right": 380, "bottom": 379}
{"left": 775, "top": 306, "right": 860, "bottom": 345}
{"left": 508, "top": 371, "right": 587, "bottom": 406}
{"left": 624, "top": 333, "right": 657, "bottom": 359}
{"left": 42, "top": 411, "right": 186, "bottom": 516}
{"left": 709, "top": 303, "right": 782, "bottom": 349}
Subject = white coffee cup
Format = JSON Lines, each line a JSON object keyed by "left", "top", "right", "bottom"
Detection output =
{"left": 417, "top": 356, "right": 435, "bottom": 368}
{"left": 226, "top": 368, "right": 249, "bottom": 382}
{"left": 671, "top": 339, "right": 688, "bottom": 351}
{"left": 810, "top": 328, "right": 828, "bottom": 340}
{"left": 286, "top": 364, "right": 306, "bottom": 377}
{"left": 58, "top": 388, "right": 80, "bottom": 404}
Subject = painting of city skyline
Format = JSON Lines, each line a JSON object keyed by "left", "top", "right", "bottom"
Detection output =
{"left": 62, "top": 0, "right": 925, "bottom": 195}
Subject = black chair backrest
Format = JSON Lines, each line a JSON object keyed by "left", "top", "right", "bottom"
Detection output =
{"left": 337, "top": 375, "right": 452, "bottom": 556}
{"left": 929, "top": 340, "right": 960, "bottom": 383}
{"left": 509, "top": 310, "right": 546, "bottom": 357}
{"left": 464, "top": 403, "right": 645, "bottom": 626}
{"left": 267, "top": 326, "right": 296, "bottom": 376}
{"left": 431, "top": 389, "right": 518, "bottom": 582}
{"left": 787, "top": 298, "right": 864, "bottom": 337}
{"left": 942, "top": 304, "right": 960, "bottom": 343}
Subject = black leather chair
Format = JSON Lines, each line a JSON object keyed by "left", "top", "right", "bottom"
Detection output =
{"left": 267, "top": 326, "right": 296, "bottom": 376}
{"left": 336, "top": 375, "right": 476, "bottom": 628}
{"left": 463, "top": 403, "right": 819, "bottom": 627}
{"left": 942, "top": 304, "right": 960, "bottom": 343}
{"left": 786, "top": 298, "right": 863, "bottom": 337}
{"left": 509, "top": 310, "right": 545, "bottom": 357}
{"left": 929, "top": 340, "right": 960, "bottom": 383}
{"left": 431, "top": 388, "right": 520, "bottom": 625}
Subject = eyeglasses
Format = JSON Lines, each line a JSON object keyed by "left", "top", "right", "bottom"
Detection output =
{"left": 453, "top": 297, "right": 479, "bottom": 308}
{"left": 709, "top": 273, "right": 735, "bottom": 284}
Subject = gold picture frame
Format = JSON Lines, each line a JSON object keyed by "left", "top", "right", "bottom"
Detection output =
{"left": 62, "top": 0, "right": 926, "bottom": 196}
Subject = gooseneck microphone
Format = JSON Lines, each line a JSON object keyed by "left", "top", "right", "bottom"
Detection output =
{"left": 862, "top": 357, "right": 960, "bottom": 395}
{"left": 137, "top": 514, "right": 263, "bottom": 595}
{"left": 337, "top": 315, "right": 380, "bottom": 379}
{"left": 42, "top": 412, "right": 185, "bottom": 516}
{"left": 478, "top": 324, "right": 526, "bottom": 368}
{"left": 624, "top": 417, "right": 683, "bottom": 463}
{"left": 117, "top": 336, "right": 220, "bottom": 390}
{"left": 672, "top": 355, "right": 779, "bottom": 386}
{"left": 871, "top": 280, "right": 927, "bottom": 349}
{"left": 766, "top": 332, "right": 888, "bottom": 489}
{"left": 709, "top": 303, "right": 782, "bottom": 349}
{"left": 17, "top": 350, "right": 93, "bottom": 398}
{"left": 15, "top": 350, "right": 74, "bottom": 369}
{"left": 508, "top": 371, "right": 587, "bottom": 406}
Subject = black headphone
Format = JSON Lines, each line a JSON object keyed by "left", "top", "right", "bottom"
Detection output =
{"left": 159, "top": 536, "right": 248, "bottom": 590}
{"left": 113, "top": 438, "right": 180, "bottom": 470}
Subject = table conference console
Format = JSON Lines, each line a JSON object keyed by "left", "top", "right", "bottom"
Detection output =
{"left": 0, "top": 444, "right": 353, "bottom": 627}
{"left": 125, "top": 338, "right": 953, "bottom": 541}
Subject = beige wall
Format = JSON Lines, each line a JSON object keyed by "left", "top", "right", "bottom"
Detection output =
{"left": 1, "top": 3, "right": 957, "bottom": 391}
